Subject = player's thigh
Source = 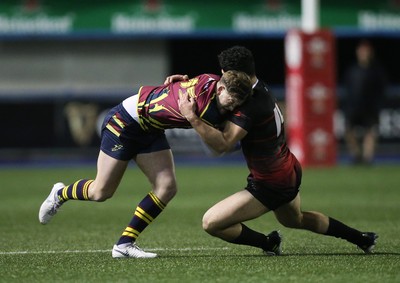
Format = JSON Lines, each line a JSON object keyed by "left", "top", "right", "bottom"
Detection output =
{"left": 92, "top": 150, "right": 129, "bottom": 198}
{"left": 135, "top": 149, "right": 177, "bottom": 201}
{"left": 273, "top": 193, "right": 302, "bottom": 226}
{"left": 204, "top": 190, "right": 269, "bottom": 228}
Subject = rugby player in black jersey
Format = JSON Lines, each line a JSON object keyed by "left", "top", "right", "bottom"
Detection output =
{"left": 174, "top": 46, "right": 377, "bottom": 255}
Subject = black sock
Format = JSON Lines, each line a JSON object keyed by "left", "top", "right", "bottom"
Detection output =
{"left": 229, "top": 224, "right": 270, "bottom": 250}
{"left": 326, "top": 217, "right": 364, "bottom": 245}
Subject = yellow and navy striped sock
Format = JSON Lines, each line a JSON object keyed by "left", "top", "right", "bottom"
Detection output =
{"left": 117, "top": 192, "right": 165, "bottom": 245}
{"left": 57, "top": 179, "right": 93, "bottom": 202}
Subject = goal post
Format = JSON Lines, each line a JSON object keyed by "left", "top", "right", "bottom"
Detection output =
{"left": 285, "top": 0, "right": 337, "bottom": 166}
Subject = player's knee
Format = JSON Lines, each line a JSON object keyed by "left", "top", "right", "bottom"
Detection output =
{"left": 202, "top": 212, "right": 219, "bottom": 235}
{"left": 153, "top": 181, "right": 177, "bottom": 204}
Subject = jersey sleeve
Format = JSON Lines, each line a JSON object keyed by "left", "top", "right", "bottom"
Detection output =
{"left": 228, "top": 101, "right": 253, "bottom": 131}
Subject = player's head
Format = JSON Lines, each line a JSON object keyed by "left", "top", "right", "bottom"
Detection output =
{"left": 356, "top": 40, "right": 374, "bottom": 66}
{"left": 217, "top": 70, "right": 252, "bottom": 112}
{"left": 218, "top": 46, "right": 256, "bottom": 77}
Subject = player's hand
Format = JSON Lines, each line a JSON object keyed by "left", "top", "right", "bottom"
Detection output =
{"left": 178, "top": 90, "right": 197, "bottom": 121}
{"left": 164, "top": 74, "right": 189, "bottom": 85}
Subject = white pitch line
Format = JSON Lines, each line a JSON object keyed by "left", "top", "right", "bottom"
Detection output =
{"left": 0, "top": 247, "right": 229, "bottom": 255}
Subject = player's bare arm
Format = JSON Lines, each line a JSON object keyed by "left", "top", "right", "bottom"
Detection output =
{"left": 178, "top": 91, "right": 247, "bottom": 155}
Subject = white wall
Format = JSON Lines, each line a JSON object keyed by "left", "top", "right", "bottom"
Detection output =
{"left": 0, "top": 39, "right": 168, "bottom": 93}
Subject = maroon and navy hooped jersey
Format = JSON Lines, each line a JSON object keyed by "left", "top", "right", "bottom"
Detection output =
{"left": 229, "top": 80, "right": 299, "bottom": 188}
{"left": 137, "top": 74, "right": 225, "bottom": 132}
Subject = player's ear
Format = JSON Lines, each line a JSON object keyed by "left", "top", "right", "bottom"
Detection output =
{"left": 217, "top": 85, "right": 225, "bottom": 95}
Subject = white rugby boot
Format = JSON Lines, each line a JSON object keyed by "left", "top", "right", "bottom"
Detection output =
{"left": 112, "top": 243, "right": 157, "bottom": 258}
{"left": 38, "top": 182, "right": 65, "bottom": 224}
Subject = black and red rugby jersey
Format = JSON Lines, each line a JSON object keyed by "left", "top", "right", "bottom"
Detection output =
{"left": 229, "top": 80, "right": 298, "bottom": 188}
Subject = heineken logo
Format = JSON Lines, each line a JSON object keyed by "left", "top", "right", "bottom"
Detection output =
{"left": 359, "top": 11, "right": 400, "bottom": 30}
{"left": 0, "top": 0, "right": 73, "bottom": 34}
{"left": 111, "top": 13, "right": 195, "bottom": 33}
{"left": 0, "top": 14, "right": 74, "bottom": 33}
{"left": 233, "top": 13, "right": 300, "bottom": 31}
{"left": 0, "top": 1, "right": 400, "bottom": 35}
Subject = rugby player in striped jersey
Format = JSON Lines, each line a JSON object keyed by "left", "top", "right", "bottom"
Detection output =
{"left": 39, "top": 70, "right": 252, "bottom": 258}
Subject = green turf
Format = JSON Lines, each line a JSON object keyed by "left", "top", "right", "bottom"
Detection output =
{"left": 0, "top": 164, "right": 399, "bottom": 282}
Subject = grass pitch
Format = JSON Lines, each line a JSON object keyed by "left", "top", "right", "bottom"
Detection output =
{"left": 0, "top": 164, "right": 399, "bottom": 282}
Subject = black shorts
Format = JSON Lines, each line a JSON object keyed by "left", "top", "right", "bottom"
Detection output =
{"left": 245, "top": 162, "right": 302, "bottom": 210}
{"left": 100, "top": 103, "right": 170, "bottom": 161}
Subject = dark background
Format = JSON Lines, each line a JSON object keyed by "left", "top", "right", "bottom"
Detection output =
{"left": 169, "top": 37, "right": 400, "bottom": 85}
{"left": 1, "top": 35, "right": 399, "bottom": 151}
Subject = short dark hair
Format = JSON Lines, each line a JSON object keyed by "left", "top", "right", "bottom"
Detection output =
{"left": 218, "top": 46, "right": 256, "bottom": 77}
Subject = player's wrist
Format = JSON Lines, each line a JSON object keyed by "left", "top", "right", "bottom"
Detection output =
{"left": 185, "top": 112, "right": 199, "bottom": 123}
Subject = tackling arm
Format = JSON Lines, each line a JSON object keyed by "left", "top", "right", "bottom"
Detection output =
{"left": 178, "top": 91, "right": 247, "bottom": 156}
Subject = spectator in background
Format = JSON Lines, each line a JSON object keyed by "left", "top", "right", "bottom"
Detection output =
{"left": 343, "top": 40, "right": 387, "bottom": 165}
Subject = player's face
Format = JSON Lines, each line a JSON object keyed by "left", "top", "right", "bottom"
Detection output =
{"left": 217, "top": 87, "right": 242, "bottom": 113}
